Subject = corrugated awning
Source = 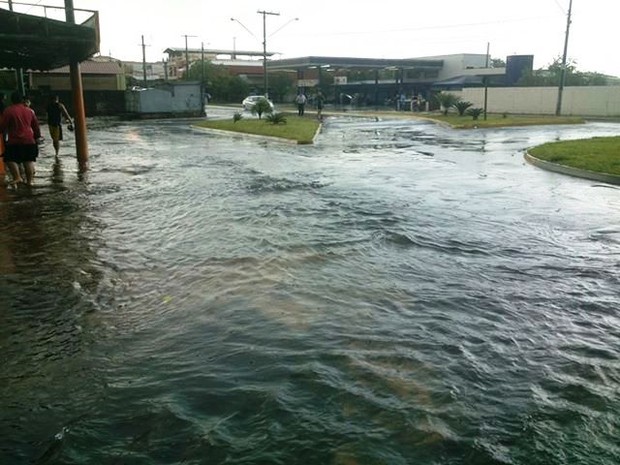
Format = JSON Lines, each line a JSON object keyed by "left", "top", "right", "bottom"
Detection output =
{"left": 432, "top": 75, "right": 484, "bottom": 87}
{"left": 0, "top": 7, "right": 99, "bottom": 70}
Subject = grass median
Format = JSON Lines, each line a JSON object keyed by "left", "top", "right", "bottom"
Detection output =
{"left": 423, "top": 113, "right": 584, "bottom": 129}
{"left": 528, "top": 136, "right": 620, "bottom": 176}
{"left": 195, "top": 113, "right": 321, "bottom": 144}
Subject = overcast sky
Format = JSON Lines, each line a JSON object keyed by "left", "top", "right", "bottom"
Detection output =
{"left": 16, "top": 0, "right": 620, "bottom": 77}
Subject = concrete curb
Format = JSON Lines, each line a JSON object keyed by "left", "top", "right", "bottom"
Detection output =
{"left": 524, "top": 152, "right": 620, "bottom": 185}
{"left": 192, "top": 125, "right": 299, "bottom": 145}
{"left": 310, "top": 122, "right": 323, "bottom": 145}
{"left": 192, "top": 119, "right": 322, "bottom": 145}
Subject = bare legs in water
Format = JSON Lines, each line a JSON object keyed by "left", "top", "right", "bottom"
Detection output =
{"left": 6, "top": 161, "right": 35, "bottom": 187}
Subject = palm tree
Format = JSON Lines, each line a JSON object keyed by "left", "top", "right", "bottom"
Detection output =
{"left": 434, "top": 92, "right": 461, "bottom": 115}
{"left": 466, "top": 108, "right": 484, "bottom": 120}
{"left": 454, "top": 101, "right": 474, "bottom": 116}
{"left": 251, "top": 98, "right": 273, "bottom": 120}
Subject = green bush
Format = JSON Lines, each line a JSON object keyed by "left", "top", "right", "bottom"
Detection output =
{"left": 434, "top": 92, "right": 461, "bottom": 115}
{"left": 467, "top": 108, "right": 484, "bottom": 120}
{"left": 266, "top": 112, "right": 287, "bottom": 125}
{"left": 251, "top": 98, "right": 274, "bottom": 119}
{"left": 233, "top": 112, "right": 243, "bottom": 123}
{"left": 454, "top": 101, "right": 473, "bottom": 116}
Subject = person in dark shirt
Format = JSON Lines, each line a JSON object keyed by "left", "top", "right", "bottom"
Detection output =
{"left": 316, "top": 90, "right": 325, "bottom": 120}
{"left": 46, "top": 95, "right": 72, "bottom": 157}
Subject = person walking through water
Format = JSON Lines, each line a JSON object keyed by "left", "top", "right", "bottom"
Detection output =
{"left": 0, "top": 91, "right": 42, "bottom": 187}
{"left": 46, "top": 95, "right": 72, "bottom": 157}
{"left": 295, "top": 91, "right": 307, "bottom": 116}
{"left": 316, "top": 90, "right": 325, "bottom": 120}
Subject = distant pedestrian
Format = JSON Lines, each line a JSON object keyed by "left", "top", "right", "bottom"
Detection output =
{"left": 295, "top": 92, "right": 307, "bottom": 116}
{"left": 204, "top": 92, "right": 212, "bottom": 116}
{"left": 46, "top": 95, "right": 72, "bottom": 157}
{"left": 399, "top": 93, "right": 406, "bottom": 111}
{"left": 316, "top": 90, "right": 325, "bottom": 120}
{"left": 418, "top": 94, "right": 426, "bottom": 112}
{"left": 0, "top": 91, "right": 42, "bottom": 187}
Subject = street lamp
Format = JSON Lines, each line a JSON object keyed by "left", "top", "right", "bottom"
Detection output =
{"left": 230, "top": 18, "right": 258, "bottom": 41}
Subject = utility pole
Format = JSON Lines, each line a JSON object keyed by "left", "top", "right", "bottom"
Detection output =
{"left": 483, "top": 42, "right": 490, "bottom": 120}
{"left": 201, "top": 42, "right": 205, "bottom": 115}
{"left": 141, "top": 35, "right": 149, "bottom": 87}
{"left": 257, "top": 10, "right": 279, "bottom": 98}
{"left": 231, "top": 13, "right": 296, "bottom": 97}
{"left": 182, "top": 34, "right": 196, "bottom": 79}
{"left": 555, "top": 0, "right": 573, "bottom": 116}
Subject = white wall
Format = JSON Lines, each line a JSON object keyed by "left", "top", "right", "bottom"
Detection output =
{"left": 454, "top": 86, "right": 620, "bottom": 116}
{"left": 126, "top": 83, "right": 202, "bottom": 115}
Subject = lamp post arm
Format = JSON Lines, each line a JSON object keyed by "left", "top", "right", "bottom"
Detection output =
{"left": 230, "top": 18, "right": 259, "bottom": 42}
{"left": 269, "top": 17, "right": 299, "bottom": 37}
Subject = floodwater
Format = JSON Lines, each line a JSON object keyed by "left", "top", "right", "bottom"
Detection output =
{"left": 1, "top": 110, "right": 619, "bottom": 465}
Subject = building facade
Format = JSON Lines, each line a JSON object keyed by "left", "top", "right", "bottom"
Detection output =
{"left": 31, "top": 56, "right": 126, "bottom": 91}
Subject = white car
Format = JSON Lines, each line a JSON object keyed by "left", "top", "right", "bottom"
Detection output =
{"left": 242, "top": 95, "right": 274, "bottom": 111}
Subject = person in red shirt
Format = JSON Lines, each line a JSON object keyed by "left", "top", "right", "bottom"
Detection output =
{"left": 0, "top": 91, "right": 42, "bottom": 187}
{"left": 0, "top": 92, "right": 5, "bottom": 176}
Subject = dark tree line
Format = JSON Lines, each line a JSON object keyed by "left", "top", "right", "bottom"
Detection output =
{"left": 518, "top": 57, "right": 618, "bottom": 86}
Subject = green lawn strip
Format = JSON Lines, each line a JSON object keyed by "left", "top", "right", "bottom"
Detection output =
{"left": 195, "top": 113, "right": 320, "bottom": 144}
{"left": 425, "top": 114, "right": 584, "bottom": 129}
{"left": 333, "top": 110, "right": 584, "bottom": 128}
{"left": 528, "top": 136, "right": 620, "bottom": 176}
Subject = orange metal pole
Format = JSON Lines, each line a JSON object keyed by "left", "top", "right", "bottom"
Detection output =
{"left": 69, "top": 62, "right": 89, "bottom": 171}
{"left": 65, "top": 0, "right": 88, "bottom": 171}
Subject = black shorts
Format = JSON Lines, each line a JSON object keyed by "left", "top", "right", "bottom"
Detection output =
{"left": 3, "top": 143, "right": 39, "bottom": 163}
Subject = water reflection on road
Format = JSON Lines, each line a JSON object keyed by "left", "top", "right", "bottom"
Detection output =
{"left": 1, "top": 112, "right": 619, "bottom": 464}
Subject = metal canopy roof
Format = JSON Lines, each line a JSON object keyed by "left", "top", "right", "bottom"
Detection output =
{"left": 0, "top": 7, "right": 99, "bottom": 71}
{"left": 433, "top": 75, "right": 484, "bottom": 86}
{"left": 268, "top": 56, "right": 444, "bottom": 71}
{"left": 164, "top": 47, "right": 273, "bottom": 58}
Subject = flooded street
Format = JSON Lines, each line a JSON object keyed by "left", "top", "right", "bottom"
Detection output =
{"left": 1, "top": 111, "right": 619, "bottom": 464}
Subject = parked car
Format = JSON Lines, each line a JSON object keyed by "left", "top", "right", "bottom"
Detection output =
{"left": 242, "top": 95, "right": 274, "bottom": 111}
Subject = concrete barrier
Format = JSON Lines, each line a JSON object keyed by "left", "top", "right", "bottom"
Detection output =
{"left": 524, "top": 152, "right": 620, "bottom": 185}
{"left": 455, "top": 86, "right": 620, "bottom": 117}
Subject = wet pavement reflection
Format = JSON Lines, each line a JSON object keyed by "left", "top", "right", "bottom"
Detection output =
{"left": 1, "top": 110, "right": 619, "bottom": 464}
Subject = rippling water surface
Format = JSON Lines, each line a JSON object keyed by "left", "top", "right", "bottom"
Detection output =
{"left": 1, "top": 113, "right": 619, "bottom": 464}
